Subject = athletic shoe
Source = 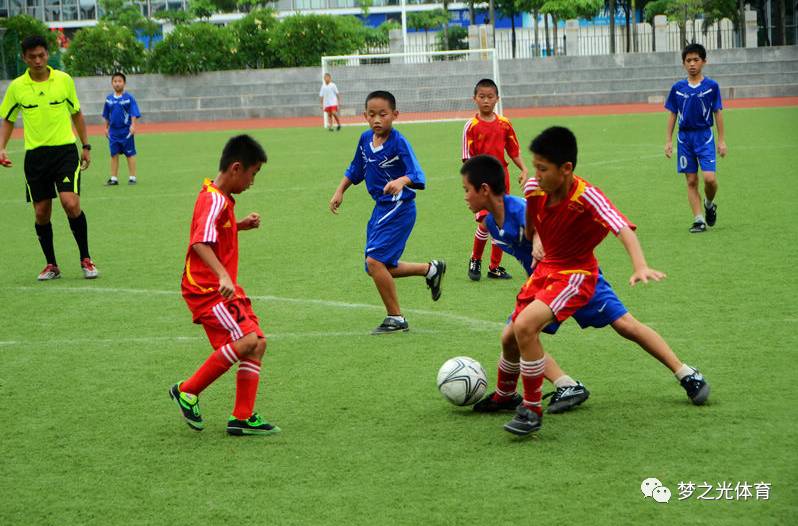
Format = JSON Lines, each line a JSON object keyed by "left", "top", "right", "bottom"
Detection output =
{"left": 503, "top": 405, "right": 542, "bottom": 436}
{"left": 680, "top": 368, "right": 710, "bottom": 405}
{"left": 705, "top": 202, "right": 717, "bottom": 227}
{"left": 487, "top": 266, "right": 512, "bottom": 280}
{"left": 544, "top": 382, "right": 590, "bottom": 414}
{"left": 371, "top": 316, "right": 409, "bottom": 335}
{"left": 689, "top": 221, "right": 707, "bottom": 233}
{"left": 128, "top": 178, "right": 137, "bottom": 185}
{"left": 226, "top": 413, "right": 281, "bottom": 436}
{"left": 169, "top": 383, "right": 204, "bottom": 431}
{"left": 468, "top": 258, "right": 482, "bottom": 281}
{"left": 105, "top": 178, "right": 119, "bottom": 186}
{"left": 473, "top": 392, "right": 523, "bottom": 413}
{"left": 426, "top": 260, "right": 446, "bottom": 301}
{"left": 37, "top": 264, "right": 61, "bottom": 281}
{"left": 80, "top": 258, "right": 99, "bottom": 279}
{"left": 336, "top": 125, "right": 342, "bottom": 131}
{"left": 328, "top": 127, "right": 335, "bottom": 132}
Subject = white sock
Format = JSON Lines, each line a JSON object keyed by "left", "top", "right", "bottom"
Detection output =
{"left": 694, "top": 214, "right": 705, "bottom": 224}
{"left": 704, "top": 198, "right": 714, "bottom": 208}
{"left": 129, "top": 176, "right": 137, "bottom": 181}
{"left": 387, "top": 315, "right": 405, "bottom": 323}
{"left": 553, "top": 375, "right": 578, "bottom": 389}
{"left": 425, "top": 264, "right": 437, "bottom": 279}
{"left": 674, "top": 364, "right": 696, "bottom": 381}
{"left": 110, "top": 176, "right": 118, "bottom": 182}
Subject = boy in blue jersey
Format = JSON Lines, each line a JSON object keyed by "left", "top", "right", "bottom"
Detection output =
{"left": 665, "top": 43, "right": 727, "bottom": 233}
{"left": 461, "top": 155, "right": 710, "bottom": 410}
{"left": 102, "top": 72, "right": 141, "bottom": 186}
{"left": 329, "top": 91, "right": 446, "bottom": 335}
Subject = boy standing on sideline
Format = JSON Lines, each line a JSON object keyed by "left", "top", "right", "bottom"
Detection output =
{"left": 462, "top": 78, "right": 527, "bottom": 281}
{"left": 504, "top": 126, "right": 669, "bottom": 437}
{"left": 329, "top": 90, "right": 446, "bottom": 335}
{"left": 0, "top": 35, "right": 98, "bottom": 281}
{"left": 102, "top": 72, "right": 141, "bottom": 186}
{"left": 461, "top": 155, "right": 709, "bottom": 416}
{"left": 664, "top": 43, "right": 727, "bottom": 233}
{"left": 170, "top": 135, "right": 279, "bottom": 437}
{"left": 320, "top": 73, "right": 342, "bottom": 131}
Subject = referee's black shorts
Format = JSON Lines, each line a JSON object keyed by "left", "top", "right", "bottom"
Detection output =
{"left": 24, "top": 144, "right": 81, "bottom": 203}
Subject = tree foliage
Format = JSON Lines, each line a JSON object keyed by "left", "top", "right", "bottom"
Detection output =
{"left": 272, "top": 14, "right": 365, "bottom": 67}
{"left": 148, "top": 23, "right": 239, "bottom": 74}
{"left": 1, "top": 14, "right": 61, "bottom": 77}
{"left": 229, "top": 8, "right": 280, "bottom": 68}
{"left": 63, "top": 22, "right": 146, "bottom": 76}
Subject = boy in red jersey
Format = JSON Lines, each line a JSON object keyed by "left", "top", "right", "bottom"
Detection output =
{"left": 169, "top": 135, "right": 279, "bottom": 437}
{"left": 504, "top": 127, "right": 666, "bottom": 437}
{"left": 462, "top": 78, "right": 528, "bottom": 281}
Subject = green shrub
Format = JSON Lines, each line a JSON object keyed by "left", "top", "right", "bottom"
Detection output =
{"left": 148, "top": 23, "right": 240, "bottom": 74}
{"left": 1, "top": 14, "right": 61, "bottom": 78}
{"left": 273, "top": 14, "right": 365, "bottom": 67}
{"left": 230, "top": 8, "right": 280, "bottom": 69}
{"left": 63, "top": 23, "right": 145, "bottom": 76}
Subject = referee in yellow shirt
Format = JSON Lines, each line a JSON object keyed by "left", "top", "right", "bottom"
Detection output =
{"left": 0, "top": 35, "right": 98, "bottom": 280}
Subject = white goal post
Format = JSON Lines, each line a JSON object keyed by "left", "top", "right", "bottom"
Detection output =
{"left": 320, "top": 49, "right": 502, "bottom": 128}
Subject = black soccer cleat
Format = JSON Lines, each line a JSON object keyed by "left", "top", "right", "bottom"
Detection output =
{"left": 544, "top": 382, "right": 590, "bottom": 414}
{"left": 503, "top": 405, "right": 542, "bottom": 436}
{"left": 473, "top": 392, "right": 523, "bottom": 413}
{"left": 426, "top": 260, "right": 446, "bottom": 301}
{"left": 169, "top": 383, "right": 204, "bottom": 431}
{"left": 680, "top": 368, "right": 710, "bottom": 405}
{"left": 704, "top": 202, "right": 717, "bottom": 227}
{"left": 371, "top": 316, "right": 409, "bottom": 335}
{"left": 689, "top": 221, "right": 707, "bottom": 233}
{"left": 468, "top": 258, "right": 482, "bottom": 281}
{"left": 226, "top": 413, "right": 281, "bottom": 436}
{"left": 487, "top": 266, "right": 512, "bottom": 280}
{"left": 105, "top": 178, "right": 119, "bottom": 186}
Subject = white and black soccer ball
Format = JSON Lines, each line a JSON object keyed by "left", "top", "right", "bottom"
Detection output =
{"left": 437, "top": 356, "right": 488, "bottom": 406}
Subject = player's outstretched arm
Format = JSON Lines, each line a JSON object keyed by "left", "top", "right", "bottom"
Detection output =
{"left": 237, "top": 212, "right": 261, "bottom": 231}
{"left": 329, "top": 176, "right": 353, "bottom": 214}
{"left": 0, "top": 119, "right": 15, "bottom": 167}
{"left": 617, "top": 226, "right": 666, "bottom": 286}
{"left": 192, "top": 242, "right": 235, "bottom": 298}
{"left": 715, "top": 110, "right": 727, "bottom": 157}
{"left": 664, "top": 112, "right": 676, "bottom": 158}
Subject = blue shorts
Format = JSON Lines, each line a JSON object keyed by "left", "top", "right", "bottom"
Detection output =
{"left": 541, "top": 273, "right": 628, "bottom": 334}
{"left": 676, "top": 128, "right": 715, "bottom": 174}
{"left": 109, "top": 134, "right": 136, "bottom": 157}
{"left": 363, "top": 199, "right": 416, "bottom": 271}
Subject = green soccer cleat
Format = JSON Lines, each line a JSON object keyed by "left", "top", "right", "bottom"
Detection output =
{"left": 226, "top": 413, "right": 281, "bottom": 436}
{"left": 169, "top": 383, "right": 204, "bottom": 431}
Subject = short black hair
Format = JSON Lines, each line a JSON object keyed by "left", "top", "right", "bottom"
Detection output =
{"left": 473, "top": 78, "right": 499, "bottom": 97}
{"left": 21, "top": 35, "right": 48, "bottom": 54}
{"left": 461, "top": 155, "right": 506, "bottom": 195}
{"left": 112, "top": 72, "right": 127, "bottom": 83}
{"left": 218, "top": 134, "right": 267, "bottom": 172}
{"left": 682, "top": 43, "right": 707, "bottom": 62}
{"left": 529, "top": 126, "right": 578, "bottom": 169}
{"left": 365, "top": 90, "right": 396, "bottom": 110}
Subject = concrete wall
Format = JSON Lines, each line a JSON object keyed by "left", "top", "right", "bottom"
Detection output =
{"left": 2, "top": 46, "right": 796, "bottom": 125}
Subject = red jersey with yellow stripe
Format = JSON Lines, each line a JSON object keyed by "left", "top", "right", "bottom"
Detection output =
{"left": 524, "top": 175, "right": 636, "bottom": 273}
{"left": 461, "top": 113, "right": 520, "bottom": 167}
{"left": 181, "top": 179, "right": 245, "bottom": 317}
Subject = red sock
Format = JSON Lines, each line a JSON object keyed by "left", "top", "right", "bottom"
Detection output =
{"left": 232, "top": 359, "right": 262, "bottom": 420}
{"left": 493, "top": 356, "right": 520, "bottom": 402}
{"left": 181, "top": 344, "right": 238, "bottom": 395}
{"left": 489, "top": 243, "right": 504, "bottom": 270}
{"left": 472, "top": 225, "right": 489, "bottom": 260}
{"left": 520, "top": 358, "right": 546, "bottom": 416}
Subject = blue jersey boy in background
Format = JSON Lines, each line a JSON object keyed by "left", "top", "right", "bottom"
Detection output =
{"left": 102, "top": 72, "right": 141, "bottom": 186}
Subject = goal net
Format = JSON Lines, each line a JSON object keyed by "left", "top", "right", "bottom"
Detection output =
{"left": 320, "top": 49, "right": 501, "bottom": 128}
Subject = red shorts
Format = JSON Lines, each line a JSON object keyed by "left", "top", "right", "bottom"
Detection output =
{"left": 193, "top": 297, "right": 264, "bottom": 350}
{"left": 511, "top": 268, "right": 597, "bottom": 323}
{"left": 324, "top": 105, "right": 338, "bottom": 114}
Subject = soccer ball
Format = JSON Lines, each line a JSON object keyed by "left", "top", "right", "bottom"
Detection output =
{"left": 437, "top": 356, "right": 488, "bottom": 406}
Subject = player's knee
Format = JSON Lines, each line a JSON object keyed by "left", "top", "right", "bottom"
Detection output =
{"left": 235, "top": 332, "right": 259, "bottom": 358}
{"left": 685, "top": 175, "right": 699, "bottom": 189}
{"left": 512, "top": 320, "right": 544, "bottom": 343}
{"left": 365, "top": 257, "right": 382, "bottom": 276}
{"left": 612, "top": 314, "right": 641, "bottom": 341}
{"left": 703, "top": 173, "right": 717, "bottom": 186}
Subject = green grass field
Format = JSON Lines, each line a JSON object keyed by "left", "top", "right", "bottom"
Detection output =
{"left": 1, "top": 107, "right": 796, "bottom": 525}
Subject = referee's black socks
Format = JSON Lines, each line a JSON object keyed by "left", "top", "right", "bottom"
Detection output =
{"left": 35, "top": 222, "right": 57, "bottom": 265}
{"left": 68, "top": 211, "right": 90, "bottom": 261}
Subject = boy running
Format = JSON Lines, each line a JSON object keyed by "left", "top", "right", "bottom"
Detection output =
{"left": 329, "top": 90, "right": 446, "bottom": 335}
{"left": 320, "top": 73, "right": 342, "bottom": 131}
{"left": 461, "top": 154, "right": 710, "bottom": 416}
{"left": 664, "top": 43, "right": 727, "bottom": 233}
{"left": 170, "top": 135, "right": 279, "bottom": 437}
{"left": 462, "top": 78, "right": 527, "bottom": 281}
{"left": 102, "top": 72, "right": 141, "bottom": 186}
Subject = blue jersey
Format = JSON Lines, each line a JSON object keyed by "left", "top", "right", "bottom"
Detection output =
{"left": 664, "top": 77, "right": 722, "bottom": 130}
{"left": 345, "top": 128, "right": 425, "bottom": 204}
{"left": 484, "top": 195, "right": 534, "bottom": 274}
{"left": 102, "top": 92, "right": 141, "bottom": 138}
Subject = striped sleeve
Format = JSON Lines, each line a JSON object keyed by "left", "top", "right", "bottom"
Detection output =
{"left": 461, "top": 119, "right": 473, "bottom": 161}
{"left": 189, "top": 191, "right": 227, "bottom": 245}
{"left": 523, "top": 177, "right": 541, "bottom": 198}
{"left": 581, "top": 185, "right": 636, "bottom": 235}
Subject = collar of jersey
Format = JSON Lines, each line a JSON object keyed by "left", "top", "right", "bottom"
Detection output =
{"left": 23, "top": 66, "right": 54, "bottom": 84}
